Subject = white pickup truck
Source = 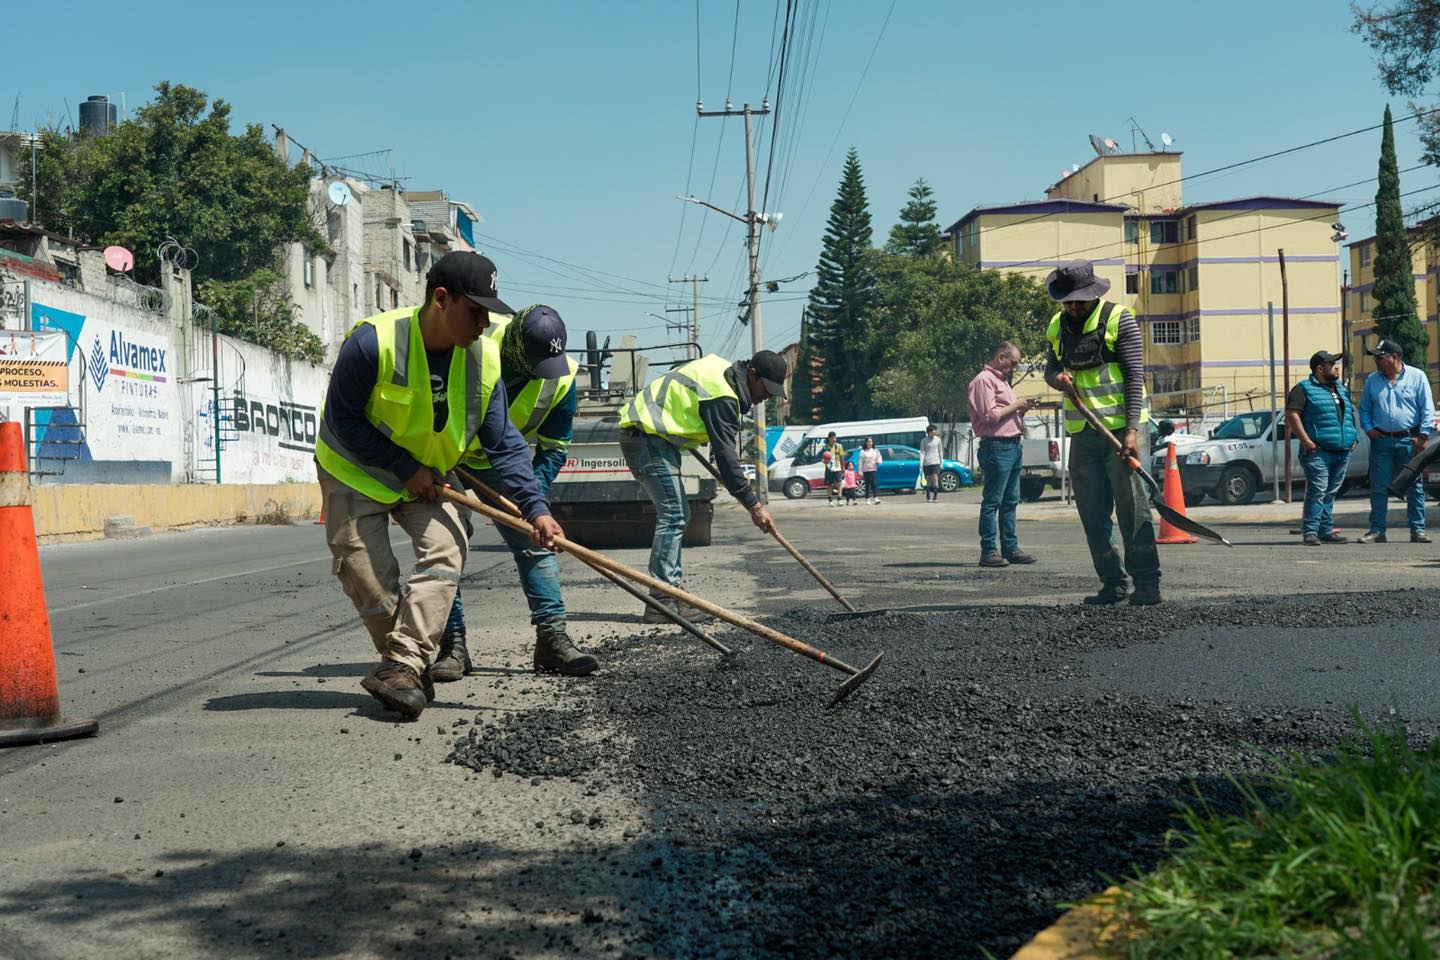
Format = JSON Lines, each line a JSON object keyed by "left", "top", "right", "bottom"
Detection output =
{"left": 1155, "top": 409, "right": 1372, "bottom": 506}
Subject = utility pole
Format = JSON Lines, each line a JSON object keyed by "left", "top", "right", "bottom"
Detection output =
{"left": 668, "top": 275, "right": 707, "bottom": 359}
{"left": 698, "top": 98, "right": 771, "bottom": 500}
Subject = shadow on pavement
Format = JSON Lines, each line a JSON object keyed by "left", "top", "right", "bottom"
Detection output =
{"left": 202, "top": 690, "right": 375, "bottom": 713}
{"left": 254, "top": 662, "right": 373, "bottom": 679}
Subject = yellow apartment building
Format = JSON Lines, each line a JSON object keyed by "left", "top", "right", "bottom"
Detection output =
{"left": 1343, "top": 227, "right": 1440, "bottom": 396}
{"left": 944, "top": 149, "right": 1343, "bottom": 415}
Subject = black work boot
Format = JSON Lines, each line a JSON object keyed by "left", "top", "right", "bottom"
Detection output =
{"left": 430, "top": 632, "right": 472, "bottom": 683}
{"left": 533, "top": 624, "right": 599, "bottom": 677}
{"left": 361, "top": 660, "right": 427, "bottom": 719}
{"left": 1129, "top": 582, "right": 1162, "bottom": 607}
{"left": 1082, "top": 583, "right": 1129, "bottom": 606}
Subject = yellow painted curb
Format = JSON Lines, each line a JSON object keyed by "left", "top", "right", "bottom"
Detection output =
{"left": 1010, "top": 886, "right": 1128, "bottom": 960}
{"left": 31, "top": 482, "right": 321, "bottom": 542}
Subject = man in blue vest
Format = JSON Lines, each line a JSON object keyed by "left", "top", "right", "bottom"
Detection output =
{"left": 1285, "top": 350, "right": 1358, "bottom": 546}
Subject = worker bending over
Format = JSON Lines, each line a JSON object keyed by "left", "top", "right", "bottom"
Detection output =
{"left": 315, "top": 252, "right": 562, "bottom": 719}
{"left": 618, "top": 351, "right": 787, "bottom": 621}
{"left": 437, "top": 304, "right": 598, "bottom": 679}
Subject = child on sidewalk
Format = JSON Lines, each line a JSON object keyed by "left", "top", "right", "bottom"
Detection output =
{"left": 842, "top": 462, "right": 859, "bottom": 505}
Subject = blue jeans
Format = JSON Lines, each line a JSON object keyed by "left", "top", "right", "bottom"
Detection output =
{"left": 1368, "top": 436, "right": 1426, "bottom": 534}
{"left": 1299, "top": 448, "right": 1350, "bottom": 537}
{"left": 619, "top": 431, "right": 689, "bottom": 593}
{"left": 977, "top": 438, "right": 1022, "bottom": 555}
{"left": 1068, "top": 425, "right": 1160, "bottom": 587}
{"left": 443, "top": 466, "right": 566, "bottom": 640}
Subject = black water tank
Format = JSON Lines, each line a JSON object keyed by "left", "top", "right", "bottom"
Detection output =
{"left": 78, "top": 95, "right": 117, "bottom": 137}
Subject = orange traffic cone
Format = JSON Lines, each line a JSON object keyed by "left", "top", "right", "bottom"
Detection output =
{"left": 0, "top": 422, "right": 98, "bottom": 747}
{"left": 1156, "top": 441, "right": 1198, "bottom": 544}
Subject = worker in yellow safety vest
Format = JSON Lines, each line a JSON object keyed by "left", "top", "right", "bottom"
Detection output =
{"left": 1042, "top": 259, "right": 1161, "bottom": 607}
{"left": 618, "top": 350, "right": 786, "bottom": 622}
{"left": 435, "top": 303, "right": 600, "bottom": 680}
{"left": 315, "top": 251, "right": 563, "bottom": 719}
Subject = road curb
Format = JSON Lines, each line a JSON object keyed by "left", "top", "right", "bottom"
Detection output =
{"left": 1009, "top": 886, "right": 1127, "bottom": 959}
{"left": 31, "top": 481, "right": 320, "bottom": 542}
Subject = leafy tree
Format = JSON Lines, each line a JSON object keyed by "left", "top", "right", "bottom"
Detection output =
{"left": 1373, "top": 104, "right": 1427, "bottom": 361}
{"left": 886, "top": 177, "right": 942, "bottom": 257}
{"left": 196, "top": 270, "right": 325, "bottom": 365}
{"left": 808, "top": 147, "right": 879, "bottom": 420}
{"left": 866, "top": 254, "right": 1052, "bottom": 419}
{"left": 17, "top": 82, "right": 326, "bottom": 361}
{"left": 788, "top": 308, "right": 815, "bottom": 424}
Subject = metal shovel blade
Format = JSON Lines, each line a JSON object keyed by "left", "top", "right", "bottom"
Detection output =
{"left": 1133, "top": 463, "right": 1232, "bottom": 546}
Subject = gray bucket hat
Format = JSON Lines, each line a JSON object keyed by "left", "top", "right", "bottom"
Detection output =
{"left": 1046, "top": 259, "right": 1111, "bottom": 302}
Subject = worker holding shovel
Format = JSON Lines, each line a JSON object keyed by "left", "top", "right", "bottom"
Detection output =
{"left": 618, "top": 351, "right": 785, "bottom": 622}
{"left": 1043, "top": 259, "right": 1162, "bottom": 607}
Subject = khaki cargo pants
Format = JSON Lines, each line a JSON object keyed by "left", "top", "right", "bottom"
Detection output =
{"left": 317, "top": 465, "right": 468, "bottom": 675}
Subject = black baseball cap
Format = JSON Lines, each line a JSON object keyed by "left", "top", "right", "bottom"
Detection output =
{"left": 513, "top": 305, "right": 570, "bottom": 379}
{"left": 749, "top": 349, "right": 790, "bottom": 400}
{"left": 1310, "top": 350, "right": 1343, "bottom": 368}
{"left": 1367, "top": 338, "right": 1404, "bottom": 358}
{"left": 427, "top": 251, "right": 513, "bottom": 314}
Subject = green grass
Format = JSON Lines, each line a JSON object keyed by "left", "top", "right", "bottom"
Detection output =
{"left": 1118, "top": 721, "right": 1440, "bottom": 958}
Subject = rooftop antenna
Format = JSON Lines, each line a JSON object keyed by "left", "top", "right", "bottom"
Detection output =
{"left": 9, "top": 93, "right": 18, "bottom": 132}
{"left": 1160, "top": 132, "right": 1175, "bottom": 150}
{"left": 1128, "top": 116, "right": 1157, "bottom": 152}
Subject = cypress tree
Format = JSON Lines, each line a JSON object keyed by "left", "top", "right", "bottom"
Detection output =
{"left": 788, "top": 309, "right": 815, "bottom": 424}
{"left": 808, "top": 147, "right": 878, "bottom": 420}
{"left": 1373, "top": 104, "right": 1427, "bottom": 363}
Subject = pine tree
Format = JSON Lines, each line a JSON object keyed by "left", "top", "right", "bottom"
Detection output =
{"left": 1373, "top": 104, "right": 1427, "bottom": 362}
{"left": 789, "top": 309, "right": 814, "bottom": 423}
{"left": 886, "top": 177, "right": 942, "bottom": 257}
{"left": 808, "top": 147, "right": 878, "bottom": 420}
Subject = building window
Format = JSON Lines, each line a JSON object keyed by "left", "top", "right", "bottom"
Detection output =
{"left": 1125, "top": 273, "right": 1139, "bottom": 295}
{"left": 302, "top": 249, "right": 313, "bottom": 288}
{"left": 1186, "top": 216, "right": 1196, "bottom": 241}
{"left": 391, "top": 287, "right": 399, "bottom": 309}
{"left": 1187, "top": 315, "right": 1200, "bottom": 342}
{"left": 375, "top": 279, "right": 383, "bottom": 310}
{"left": 1124, "top": 220, "right": 1139, "bottom": 245}
{"left": 1150, "top": 221, "right": 1179, "bottom": 244}
{"left": 1359, "top": 290, "right": 1371, "bottom": 312}
{"left": 1150, "top": 270, "right": 1180, "bottom": 294}
{"left": 1359, "top": 244, "right": 1372, "bottom": 267}
{"left": 1187, "top": 265, "right": 1199, "bottom": 291}
{"left": 1152, "top": 320, "right": 1182, "bottom": 345}
{"left": 1153, "top": 371, "right": 1182, "bottom": 394}
{"left": 404, "top": 239, "right": 413, "bottom": 271}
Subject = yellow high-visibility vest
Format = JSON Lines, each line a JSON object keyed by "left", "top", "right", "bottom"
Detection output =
{"left": 618, "top": 354, "right": 738, "bottom": 450}
{"left": 316, "top": 307, "right": 499, "bottom": 502}
{"left": 462, "top": 313, "right": 579, "bottom": 470}
{"left": 1045, "top": 300, "right": 1148, "bottom": 434}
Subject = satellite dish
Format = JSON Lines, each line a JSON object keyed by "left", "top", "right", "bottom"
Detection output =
{"left": 1089, "top": 134, "right": 1108, "bottom": 157}
{"left": 327, "top": 181, "right": 353, "bottom": 207}
{"left": 103, "top": 245, "right": 134, "bottom": 273}
{"left": 1060, "top": 170, "right": 1071, "bottom": 179}
{"left": 1160, "top": 132, "right": 1174, "bottom": 148}
{"left": 1103, "top": 138, "right": 1119, "bottom": 151}
{"left": 1072, "top": 162, "right": 1081, "bottom": 172}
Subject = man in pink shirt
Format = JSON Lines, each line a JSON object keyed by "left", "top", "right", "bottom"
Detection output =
{"left": 967, "top": 342, "right": 1036, "bottom": 567}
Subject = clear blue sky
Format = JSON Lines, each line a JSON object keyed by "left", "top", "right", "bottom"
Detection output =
{"left": 6, "top": 1, "right": 1432, "bottom": 363}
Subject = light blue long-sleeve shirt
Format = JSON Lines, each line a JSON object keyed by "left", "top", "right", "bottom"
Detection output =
{"left": 1359, "top": 364, "right": 1436, "bottom": 435}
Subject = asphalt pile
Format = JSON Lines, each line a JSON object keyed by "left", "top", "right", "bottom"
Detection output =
{"left": 449, "top": 591, "right": 1440, "bottom": 959}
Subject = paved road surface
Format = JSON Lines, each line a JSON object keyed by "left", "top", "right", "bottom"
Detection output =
{"left": 2, "top": 490, "right": 1438, "bottom": 957}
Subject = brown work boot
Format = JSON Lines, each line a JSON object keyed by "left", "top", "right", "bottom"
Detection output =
{"left": 430, "top": 633, "right": 472, "bottom": 682}
{"left": 641, "top": 597, "right": 714, "bottom": 624}
{"left": 534, "top": 624, "right": 598, "bottom": 677}
{"left": 361, "top": 660, "right": 427, "bottom": 719}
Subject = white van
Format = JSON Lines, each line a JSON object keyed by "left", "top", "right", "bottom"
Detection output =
{"left": 769, "top": 416, "right": 930, "bottom": 499}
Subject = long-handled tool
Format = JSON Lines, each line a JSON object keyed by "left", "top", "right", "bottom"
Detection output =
{"left": 454, "top": 467, "right": 733, "bottom": 660}
{"left": 688, "top": 450, "right": 859, "bottom": 612}
{"left": 438, "top": 485, "right": 882, "bottom": 705}
{"left": 1063, "top": 385, "right": 1232, "bottom": 547}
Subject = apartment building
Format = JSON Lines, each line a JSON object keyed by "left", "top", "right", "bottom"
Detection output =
{"left": 1343, "top": 226, "right": 1440, "bottom": 395}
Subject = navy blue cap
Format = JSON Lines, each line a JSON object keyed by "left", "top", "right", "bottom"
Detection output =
{"left": 516, "top": 305, "right": 569, "bottom": 379}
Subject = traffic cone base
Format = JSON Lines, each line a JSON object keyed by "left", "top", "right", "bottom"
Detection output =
{"left": 0, "top": 421, "right": 98, "bottom": 748}
{"left": 1156, "top": 441, "right": 1199, "bottom": 544}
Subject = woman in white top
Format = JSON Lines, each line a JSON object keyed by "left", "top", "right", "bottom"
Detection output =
{"left": 857, "top": 438, "right": 883, "bottom": 504}
{"left": 921, "top": 424, "right": 943, "bottom": 502}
